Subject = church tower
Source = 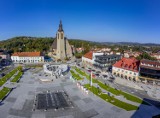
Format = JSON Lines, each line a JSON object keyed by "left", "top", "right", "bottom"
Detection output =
{"left": 56, "top": 20, "right": 66, "bottom": 60}
{"left": 49, "top": 20, "right": 73, "bottom": 61}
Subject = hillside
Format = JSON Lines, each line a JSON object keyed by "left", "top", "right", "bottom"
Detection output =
{"left": 0, "top": 36, "right": 102, "bottom": 53}
{"left": 0, "top": 36, "right": 160, "bottom": 55}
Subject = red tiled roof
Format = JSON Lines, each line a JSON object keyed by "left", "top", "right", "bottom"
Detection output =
{"left": 113, "top": 57, "right": 140, "bottom": 72}
{"left": 12, "top": 52, "right": 42, "bottom": 57}
{"left": 83, "top": 51, "right": 93, "bottom": 60}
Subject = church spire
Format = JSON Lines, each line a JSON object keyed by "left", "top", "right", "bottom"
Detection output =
{"left": 58, "top": 20, "right": 63, "bottom": 32}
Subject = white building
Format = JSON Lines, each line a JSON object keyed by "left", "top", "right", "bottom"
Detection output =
{"left": 82, "top": 51, "right": 103, "bottom": 68}
{"left": 11, "top": 52, "right": 44, "bottom": 63}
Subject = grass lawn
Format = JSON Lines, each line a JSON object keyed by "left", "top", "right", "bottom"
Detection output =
{"left": 0, "top": 68, "right": 17, "bottom": 86}
{"left": 0, "top": 87, "right": 11, "bottom": 100}
{"left": 70, "top": 70, "right": 83, "bottom": 80}
{"left": 0, "top": 66, "right": 22, "bottom": 86}
{"left": 74, "top": 67, "right": 149, "bottom": 105}
{"left": 84, "top": 84, "right": 138, "bottom": 111}
{"left": 10, "top": 71, "right": 23, "bottom": 82}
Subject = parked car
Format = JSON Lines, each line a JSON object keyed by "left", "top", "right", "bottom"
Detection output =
{"left": 95, "top": 73, "right": 100, "bottom": 77}
{"left": 88, "top": 70, "right": 91, "bottom": 72}
{"left": 110, "top": 77, "right": 115, "bottom": 79}
{"left": 1, "top": 73, "right": 5, "bottom": 77}
{"left": 96, "top": 71, "right": 101, "bottom": 74}
{"left": 103, "top": 75, "right": 108, "bottom": 78}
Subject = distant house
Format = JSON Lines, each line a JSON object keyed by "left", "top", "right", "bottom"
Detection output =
{"left": 11, "top": 52, "right": 44, "bottom": 63}
{"left": 112, "top": 57, "right": 140, "bottom": 81}
{"left": 151, "top": 53, "right": 160, "bottom": 61}
{"left": 124, "top": 51, "right": 141, "bottom": 58}
{"left": 76, "top": 47, "right": 84, "bottom": 53}
{"left": 0, "top": 52, "right": 10, "bottom": 60}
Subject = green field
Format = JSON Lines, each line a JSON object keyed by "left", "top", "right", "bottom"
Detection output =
{"left": 0, "top": 68, "right": 17, "bottom": 86}
{"left": 0, "top": 66, "right": 22, "bottom": 86}
{"left": 70, "top": 70, "right": 83, "bottom": 80}
{"left": 74, "top": 67, "right": 149, "bottom": 105}
{"left": 10, "top": 71, "right": 23, "bottom": 82}
{"left": 84, "top": 84, "right": 138, "bottom": 111}
{"left": 0, "top": 87, "right": 11, "bottom": 100}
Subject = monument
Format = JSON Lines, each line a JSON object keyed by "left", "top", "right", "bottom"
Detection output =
{"left": 49, "top": 20, "right": 73, "bottom": 61}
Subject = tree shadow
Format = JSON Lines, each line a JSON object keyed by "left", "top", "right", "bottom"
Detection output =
{"left": 0, "top": 102, "right": 4, "bottom": 106}
{"left": 131, "top": 98, "right": 160, "bottom": 118}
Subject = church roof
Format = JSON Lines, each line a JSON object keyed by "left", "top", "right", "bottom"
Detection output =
{"left": 52, "top": 39, "right": 57, "bottom": 49}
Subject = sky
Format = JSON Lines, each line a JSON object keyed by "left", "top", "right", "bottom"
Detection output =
{"left": 0, "top": 0, "right": 160, "bottom": 43}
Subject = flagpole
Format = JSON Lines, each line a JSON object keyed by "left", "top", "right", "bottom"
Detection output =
{"left": 90, "top": 71, "right": 92, "bottom": 86}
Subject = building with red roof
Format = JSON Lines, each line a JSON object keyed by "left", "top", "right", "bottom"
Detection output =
{"left": 112, "top": 57, "right": 140, "bottom": 81}
{"left": 11, "top": 52, "right": 44, "bottom": 63}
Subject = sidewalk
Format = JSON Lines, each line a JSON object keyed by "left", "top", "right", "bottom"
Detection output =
{"left": 114, "top": 77, "right": 144, "bottom": 90}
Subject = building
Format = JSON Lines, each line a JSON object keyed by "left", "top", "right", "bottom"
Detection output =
{"left": 49, "top": 20, "right": 73, "bottom": 60}
{"left": 0, "top": 52, "right": 10, "bottom": 60}
{"left": 124, "top": 51, "right": 141, "bottom": 58}
{"left": 151, "top": 53, "right": 160, "bottom": 61}
{"left": 0, "top": 51, "right": 11, "bottom": 66}
{"left": 11, "top": 52, "right": 44, "bottom": 63}
{"left": 139, "top": 59, "right": 160, "bottom": 84}
{"left": 93, "top": 54, "right": 121, "bottom": 71}
{"left": 76, "top": 47, "right": 84, "bottom": 53}
{"left": 112, "top": 57, "right": 140, "bottom": 81}
{"left": 82, "top": 51, "right": 103, "bottom": 68}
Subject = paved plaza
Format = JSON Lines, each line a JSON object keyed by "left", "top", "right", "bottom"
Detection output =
{"left": 0, "top": 67, "right": 160, "bottom": 118}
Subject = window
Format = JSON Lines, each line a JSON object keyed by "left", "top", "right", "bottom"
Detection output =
{"left": 61, "top": 33, "right": 63, "bottom": 39}
{"left": 57, "top": 33, "right": 59, "bottom": 39}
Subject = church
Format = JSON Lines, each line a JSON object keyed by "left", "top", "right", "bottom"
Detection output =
{"left": 49, "top": 21, "right": 73, "bottom": 60}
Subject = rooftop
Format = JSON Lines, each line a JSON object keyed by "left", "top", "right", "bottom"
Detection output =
{"left": 95, "top": 54, "right": 121, "bottom": 58}
{"left": 12, "top": 52, "right": 42, "bottom": 57}
{"left": 83, "top": 51, "right": 93, "bottom": 60}
{"left": 140, "top": 59, "right": 160, "bottom": 70}
{"left": 113, "top": 57, "right": 140, "bottom": 72}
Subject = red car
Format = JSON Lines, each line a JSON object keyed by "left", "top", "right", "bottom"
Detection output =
{"left": 88, "top": 70, "right": 91, "bottom": 72}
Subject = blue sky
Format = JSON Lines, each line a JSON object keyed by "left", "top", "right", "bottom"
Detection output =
{"left": 0, "top": 0, "right": 160, "bottom": 43}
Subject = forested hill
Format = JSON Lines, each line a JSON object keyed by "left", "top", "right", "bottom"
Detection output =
{"left": 0, "top": 36, "right": 102, "bottom": 53}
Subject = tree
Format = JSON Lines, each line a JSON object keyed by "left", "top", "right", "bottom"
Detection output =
{"left": 136, "top": 52, "right": 157, "bottom": 61}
